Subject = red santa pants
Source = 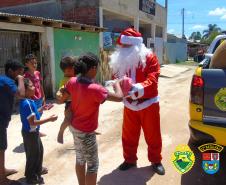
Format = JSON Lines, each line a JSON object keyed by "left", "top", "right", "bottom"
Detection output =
{"left": 122, "top": 102, "right": 162, "bottom": 163}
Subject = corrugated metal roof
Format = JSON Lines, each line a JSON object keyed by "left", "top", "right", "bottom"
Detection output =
{"left": 0, "top": 12, "right": 105, "bottom": 32}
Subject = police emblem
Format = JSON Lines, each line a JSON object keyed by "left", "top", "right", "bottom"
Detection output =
{"left": 215, "top": 88, "right": 226, "bottom": 111}
{"left": 171, "top": 144, "right": 195, "bottom": 174}
{"left": 198, "top": 143, "right": 224, "bottom": 174}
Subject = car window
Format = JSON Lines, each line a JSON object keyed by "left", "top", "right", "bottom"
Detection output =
{"left": 213, "top": 39, "right": 226, "bottom": 54}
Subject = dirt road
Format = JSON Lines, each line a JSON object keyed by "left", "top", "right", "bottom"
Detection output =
{"left": 6, "top": 64, "right": 216, "bottom": 185}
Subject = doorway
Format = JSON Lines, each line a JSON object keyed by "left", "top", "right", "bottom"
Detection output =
{"left": 0, "top": 30, "right": 52, "bottom": 97}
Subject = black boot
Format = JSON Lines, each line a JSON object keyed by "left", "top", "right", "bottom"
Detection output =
{"left": 118, "top": 161, "right": 137, "bottom": 171}
{"left": 152, "top": 163, "right": 165, "bottom": 175}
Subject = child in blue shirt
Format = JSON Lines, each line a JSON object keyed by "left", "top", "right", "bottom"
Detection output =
{"left": 20, "top": 78, "right": 57, "bottom": 184}
{"left": 0, "top": 59, "right": 25, "bottom": 185}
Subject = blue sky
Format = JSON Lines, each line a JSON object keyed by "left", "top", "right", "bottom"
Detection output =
{"left": 157, "top": 0, "right": 226, "bottom": 38}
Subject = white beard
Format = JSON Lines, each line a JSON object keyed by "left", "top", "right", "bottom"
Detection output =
{"left": 109, "top": 43, "right": 152, "bottom": 78}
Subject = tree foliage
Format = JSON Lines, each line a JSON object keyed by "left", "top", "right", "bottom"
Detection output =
{"left": 201, "top": 31, "right": 221, "bottom": 44}
{"left": 202, "top": 24, "right": 221, "bottom": 39}
{"left": 189, "top": 31, "right": 202, "bottom": 41}
{"left": 191, "top": 24, "right": 223, "bottom": 44}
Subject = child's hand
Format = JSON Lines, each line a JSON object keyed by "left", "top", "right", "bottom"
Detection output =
{"left": 38, "top": 107, "right": 44, "bottom": 114}
{"left": 112, "top": 80, "right": 120, "bottom": 91}
{"left": 43, "top": 103, "right": 54, "bottom": 110}
{"left": 16, "top": 75, "right": 24, "bottom": 80}
{"left": 15, "top": 75, "right": 24, "bottom": 84}
{"left": 60, "top": 87, "right": 67, "bottom": 93}
{"left": 49, "top": 114, "right": 58, "bottom": 122}
{"left": 105, "top": 80, "right": 116, "bottom": 87}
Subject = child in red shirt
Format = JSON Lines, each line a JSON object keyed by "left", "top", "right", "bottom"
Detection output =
{"left": 58, "top": 52, "right": 123, "bottom": 185}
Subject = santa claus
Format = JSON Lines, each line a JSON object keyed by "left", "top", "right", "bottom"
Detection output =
{"left": 109, "top": 27, "right": 165, "bottom": 175}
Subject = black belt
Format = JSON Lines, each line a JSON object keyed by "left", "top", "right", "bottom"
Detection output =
{"left": 126, "top": 98, "right": 150, "bottom": 104}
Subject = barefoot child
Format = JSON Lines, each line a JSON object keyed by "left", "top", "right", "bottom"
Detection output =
{"left": 19, "top": 78, "right": 58, "bottom": 184}
{"left": 56, "top": 56, "right": 76, "bottom": 144}
{"left": 0, "top": 60, "right": 25, "bottom": 185}
{"left": 24, "top": 54, "right": 46, "bottom": 137}
{"left": 58, "top": 52, "right": 123, "bottom": 185}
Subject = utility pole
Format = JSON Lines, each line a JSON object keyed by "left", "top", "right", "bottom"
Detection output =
{"left": 165, "top": 0, "right": 168, "bottom": 31}
{"left": 182, "top": 8, "right": 185, "bottom": 39}
{"left": 164, "top": 0, "right": 168, "bottom": 42}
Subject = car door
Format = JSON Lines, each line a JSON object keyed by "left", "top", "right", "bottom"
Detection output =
{"left": 202, "top": 69, "right": 226, "bottom": 127}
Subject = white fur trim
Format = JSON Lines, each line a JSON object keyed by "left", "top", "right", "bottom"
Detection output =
{"left": 131, "top": 68, "right": 136, "bottom": 83}
{"left": 129, "top": 83, "right": 144, "bottom": 100}
{"left": 120, "top": 35, "right": 143, "bottom": 45}
{"left": 123, "top": 96, "right": 159, "bottom": 111}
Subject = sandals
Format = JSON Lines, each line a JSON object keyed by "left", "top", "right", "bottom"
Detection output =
{"left": 41, "top": 167, "right": 48, "bottom": 175}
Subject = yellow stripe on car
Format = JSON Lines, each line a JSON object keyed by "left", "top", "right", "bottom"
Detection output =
{"left": 195, "top": 67, "right": 202, "bottom": 77}
{"left": 189, "top": 102, "right": 203, "bottom": 121}
{"left": 189, "top": 120, "right": 226, "bottom": 146}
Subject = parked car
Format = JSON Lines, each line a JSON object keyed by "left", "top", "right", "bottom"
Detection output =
{"left": 189, "top": 35, "right": 226, "bottom": 145}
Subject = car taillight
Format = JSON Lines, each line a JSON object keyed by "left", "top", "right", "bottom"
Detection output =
{"left": 190, "top": 75, "right": 204, "bottom": 105}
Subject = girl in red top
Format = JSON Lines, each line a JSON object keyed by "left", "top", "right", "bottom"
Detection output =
{"left": 59, "top": 52, "right": 123, "bottom": 185}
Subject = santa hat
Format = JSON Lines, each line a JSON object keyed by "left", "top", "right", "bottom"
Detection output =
{"left": 117, "top": 28, "right": 143, "bottom": 46}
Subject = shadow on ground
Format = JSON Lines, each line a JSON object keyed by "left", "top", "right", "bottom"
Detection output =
{"left": 98, "top": 166, "right": 155, "bottom": 185}
{"left": 181, "top": 140, "right": 226, "bottom": 185}
{"left": 16, "top": 177, "right": 27, "bottom": 185}
{"left": 13, "top": 143, "right": 25, "bottom": 153}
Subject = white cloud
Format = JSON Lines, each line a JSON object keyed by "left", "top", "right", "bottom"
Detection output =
{"left": 186, "top": 11, "right": 192, "bottom": 15}
{"left": 209, "top": 7, "right": 226, "bottom": 16}
{"left": 190, "top": 25, "right": 206, "bottom": 30}
{"left": 221, "top": 14, "right": 226, "bottom": 19}
{"left": 168, "top": 29, "right": 175, "bottom": 33}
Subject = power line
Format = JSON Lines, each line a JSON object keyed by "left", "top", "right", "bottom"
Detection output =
{"left": 169, "top": 22, "right": 226, "bottom": 24}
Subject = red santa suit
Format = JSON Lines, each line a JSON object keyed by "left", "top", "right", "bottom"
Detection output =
{"left": 110, "top": 28, "right": 162, "bottom": 164}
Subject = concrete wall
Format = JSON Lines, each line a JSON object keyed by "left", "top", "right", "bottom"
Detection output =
{"left": 103, "top": 19, "right": 132, "bottom": 32}
{"left": 53, "top": 28, "right": 99, "bottom": 88}
{"left": 165, "top": 42, "right": 187, "bottom": 63}
{"left": 100, "top": 0, "right": 166, "bottom": 28}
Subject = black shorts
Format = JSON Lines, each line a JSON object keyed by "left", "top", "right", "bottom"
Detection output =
{"left": 0, "top": 124, "right": 7, "bottom": 150}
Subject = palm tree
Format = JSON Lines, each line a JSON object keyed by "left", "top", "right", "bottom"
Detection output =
{"left": 189, "top": 31, "right": 202, "bottom": 41}
{"left": 202, "top": 24, "right": 221, "bottom": 39}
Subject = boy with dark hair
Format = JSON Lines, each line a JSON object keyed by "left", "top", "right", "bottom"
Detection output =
{"left": 56, "top": 56, "right": 76, "bottom": 144}
{"left": 20, "top": 78, "right": 57, "bottom": 184}
{"left": 0, "top": 59, "right": 25, "bottom": 185}
{"left": 60, "top": 56, "right": 76, "bottom": 71}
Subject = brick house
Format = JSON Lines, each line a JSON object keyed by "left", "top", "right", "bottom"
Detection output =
{"left": 0, "top": 1, "right": 167, "bottom": 61}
